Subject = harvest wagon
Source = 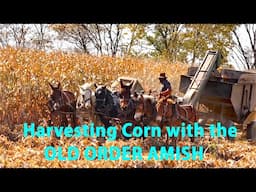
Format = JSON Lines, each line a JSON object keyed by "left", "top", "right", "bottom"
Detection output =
{"left": 110, "top": 76, "right": 144, "bottom": 95}
{"left": 179, "top": 50, "right": 256, "bottom": 139}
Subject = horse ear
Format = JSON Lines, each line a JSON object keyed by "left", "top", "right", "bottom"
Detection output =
{"left": 128, "top": 82, "right": 133, "bottom": 89}
{"left": 102, "top": 85, "right": 106, "bottom": 89}
{"left": 49, "top": 82, "right": 54, "bottom": 90}
{"left": 94, "top": 83, "right": 97, "bottom": 88}
{"left": 57, "top": 82, "right": 61, "bottom": 89}
{"left": 79, "top": 86, "right": 85, "bottom": 91}
{"left": 120, "top": 80, "right": 124, "bottom": 88}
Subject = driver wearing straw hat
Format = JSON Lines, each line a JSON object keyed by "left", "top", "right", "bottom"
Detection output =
{"left": 158, "top": 73, "right": 172, "bottom": 99}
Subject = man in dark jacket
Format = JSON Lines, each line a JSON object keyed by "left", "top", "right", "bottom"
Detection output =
{"left": 158, "top": 73, "right": 172, "bottom": 99}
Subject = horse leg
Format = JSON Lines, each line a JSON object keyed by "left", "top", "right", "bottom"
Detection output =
{"left": 48, "top": 113, "right": 53, "bottom": 126}
{"left": 91, "top": 108, "right": 97, "bottom": 124}
{"left": 71, "top": 110, "right": 77, "bottom": 127}
{"left": 180, "top": 107, "right": 195, "bottom": 143}
{"left": 172, "top": 124, "right": 179, "bottom": 148}
{"left": 49, "top": 111, "right": 58, "bottom": 126}
{"left": 97, "top": 115, "right": 109, "bottom": 143}
{"left": 173, "top": 137, "right": 178, "bottom": 148}
{"left": 61, "top": 114, "right": 68, "bottom": 126}
{"left": 160, "top": 122, "right": 170, "bottom": 145}
{"left": 190, "top": 134, "right": 195, "bottom": 142}
{"left": 190, "top": 120, "right": 195, "bottom": 143}
{"left": 190, "top": 109, "right": 197, "bottom": 143}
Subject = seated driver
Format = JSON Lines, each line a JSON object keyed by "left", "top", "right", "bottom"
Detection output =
{"left": 158, "top": 73, "right": 172, "bottom": 100}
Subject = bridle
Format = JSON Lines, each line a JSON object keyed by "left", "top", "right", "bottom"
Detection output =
{"left": 82, "top": 89, "right": 92, "bottom": 104}
{"left": 134, "top": 95, "right": 146, "bottom": 121}
{"left": 52, "top": 90, "right": 75, "bottom": 111}
{"left": 96, "top": 88, "right": 108, "bottom": 108}
{"left": 138, "top": 96, "right": 145, "bottom": 114}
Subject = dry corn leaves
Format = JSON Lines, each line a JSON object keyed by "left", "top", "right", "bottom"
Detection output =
{"left": 1, "top": 47, "right": 256, "bottom": 168}
{"left": 0, "top": 47, "right": 188, "bottom": 127}
{"left": 1, "top": 126, "right": 256, "bottom": 168}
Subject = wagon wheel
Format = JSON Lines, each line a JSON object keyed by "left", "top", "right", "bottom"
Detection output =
{"left": 243, "top": 110, "right": 256, "bottom": 141}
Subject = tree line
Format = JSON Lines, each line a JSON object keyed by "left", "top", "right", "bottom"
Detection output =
{"left": 1, "top": 24, "right": 256, "bottom": 70}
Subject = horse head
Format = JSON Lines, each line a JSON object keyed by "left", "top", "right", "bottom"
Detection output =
{"left": 133, "top": 93, "right": 157, "bottom": 123}
{"left": 48, "top": 82, "right": 63, "bottom": 111}
{"left": 95, "top": 84, "right": 108, "bottom": 111}
{"left": 133, "top": 93, "right": 144, "bottom": 121}
{"left": 47, "top": 81, "right": 77, "bottom": 127}
{"left": 120, "top": 80, "right": 133, "bottom": 110}
{"left": 94, "top": 84, "right": 119, "bottom": 127}
{"left": 77, "top": 83, "right": 95, "bottom": 110}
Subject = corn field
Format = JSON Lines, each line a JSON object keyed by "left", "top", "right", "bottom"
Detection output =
{"left": 1, "top": 47, "right": 256, "bottom": 168}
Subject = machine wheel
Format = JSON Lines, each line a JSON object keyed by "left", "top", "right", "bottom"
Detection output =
{"left": 246, "top": 121, "right": 256, "bottom": 141}
{"left": 243, "top": 111, "right": 256, "bottom": 141}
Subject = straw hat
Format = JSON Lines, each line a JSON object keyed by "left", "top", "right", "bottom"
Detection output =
{"left": 159, "top": 73, "right": 167, "bottom": 79}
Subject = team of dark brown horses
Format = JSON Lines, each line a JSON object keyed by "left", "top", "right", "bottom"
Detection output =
{"left": 47, "top": 81, "right": 197, "bottom": 145}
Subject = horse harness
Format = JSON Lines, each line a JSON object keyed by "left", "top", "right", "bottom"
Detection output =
{"left": 54, "top": 90, "right": 76, "bottom": 113}
{"left": 137, "top": 96, "right": 155, "bottom": 123}
{"left": 82, "top": 89, "right": 93, "bottom": 104}
{"left": 120, "top": 97, "right": 134, "bottom": 118}
{"left": 161, "top": 99, "right": 192, "bottom": 124}
{"left": 96, "top": 88, "right": 108, "bottom": 107}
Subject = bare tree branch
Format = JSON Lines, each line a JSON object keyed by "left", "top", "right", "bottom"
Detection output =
{"left": 232, "top": 46, "right": 248, "bottom": 69}
{"left": 232, "top": 29, "right": 250, "bottom": 69}
{"left": 245, "top": 24, "right": 255, "bottom": 51}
